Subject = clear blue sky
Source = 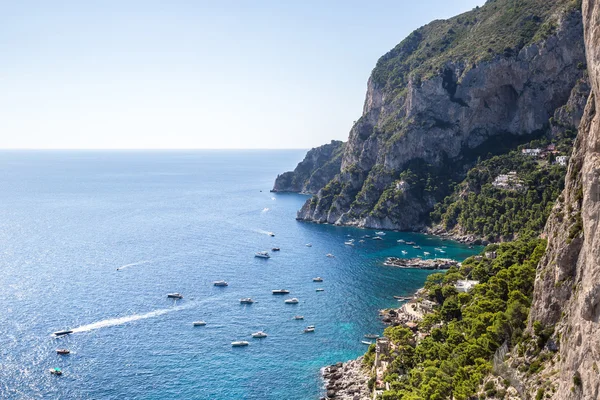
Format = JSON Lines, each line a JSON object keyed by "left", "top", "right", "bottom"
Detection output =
{"left": 0, "top": 0, "right": 484, "bottom": 149}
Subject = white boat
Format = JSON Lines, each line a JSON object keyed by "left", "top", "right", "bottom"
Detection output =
{"left": 424, "top": 252, "right": 430, "bottom": 256}
{"left": 255, "top": 251, "right": 270, "bottom": 259}
{"left": 304, "top": 326, "right": 315, "bottom": 333}
{"left": 167, "top": 293, "right": 183, "bottom": 299}
{"left": 240, "top": 298, "right": 255, "bottom": 304}
{"left": 362, "top": 341, "right": 374, "bottom": 345}
{"left": 373, "top": 236, "right": 383, "bottom": 240}
{"left": 434, "top": 247, "right": 442, "bottom": 251}
{"left": 294, "top": 315, "right": 304, "bottom": 320}
{"left": 401, "top": 250, "right": 408, "bottom": 255}
{"left": 375, "top": 231, "right": 386, "bottom": 236}
{"left": 49, "top": 368, "right": 63, "bottom": 375}
{"left": 413, "top": 245, "right": 421, "bottom": 249}
{"left": 359, "top": 240, "right": 365, "bottom": 243}
{"left": 272, "top": 289, "right": 290, "bottom": 295}
{"left": 213, "top": 281, "right": 228, "bottom": 286}
{"left": 251, "top": 331, "right": 268, "bottom": 338}
{"left": 306, "top": 243, "right": 312, "bottom": 247}
{"left": 439, "top": 250, "right": 446, "bottom": 253}
{"left": 316, "top": 288, "right": 324, "bottom": 292}
{"left": 231, "top": 341, "right": 249, "bottom": 347}
{"left": 397, "top": 239, "right": 406, "bottom": 243}
{"left": 326, "top": 253, "right": 335, "bottom": 258}
{"left": 312, "top": 277, "right": 323, "bottom": 282}
{"left": 284, "top": 298, "right": 299, "bottom": 304}
{"left": 193, "top": 321, "right": 207, "bottom": 326}
{"left": 344, "top": 241, "right": 354, "bottom": 246}
{"left": 364, "top": 334, "right": 379, "bottom": 339}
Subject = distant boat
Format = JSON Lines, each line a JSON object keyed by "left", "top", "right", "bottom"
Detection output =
{"left": 268, "top": 232, "right": 275, "bottom": 237}
{"left": 284, "top": 298, "right": 299, "bottom": 304}
{"left": 49, "top": 368, "right": 63, "bottom": 375}
{"left": 393, "top": 296, "right": 412, "bottom": 301}
{"left": 304, "top": 326, "right": 315, "bottom": 333}
{"left": 213, "top": 281, "right": 228, "bottom": 286}
{"left": 397, "top": 239, "right": 406, "bottom": 243}
{"left": 56, "top": 349, "right": 70, "bottom": 355}
{"left": 240, "top": 298, "right": 255, "bottom": 304}
{"left": 413, "top": 246, "right": 421, "bottom": 249}
{"left": 255, "top": 251, "right": 270, "bottom": 259}
{"left": 434, "top": 248, "right": 442, "bottom": 251}
{"left": 364, "top": 334, "right": 379, "bottom": 339}
{"left": 344, "top": 241, "right": 354, "bottom": 246}
{"left": 167, "top": 293, "right": 183, "bottom": 299}
{"left": 372, "top": 236, "right": 383, "bottom": 241}
{"left": 363, "top": 235, "right": 371, "bottom": 238}
{"left": 424, "top": 252, "right": 430, "bottom": 256}
{"left": 271, "top": 247, "right": 281, "bottom": 252}
{"left": 401, "top": 250, "right": 408, "bottom": 255}
{"left": 406, "top": 241, "right": 416, "bottom": 245}
{"left": 375, "top": 231, "right": 386, "bottom": 235}
{"left": 232, "top": 341, "right": 249, "bottom": 347}
{"left": 439, "top": 250, "right": 446, "bottom": 253}
{"left": 359, "top": 240, "right": 365, "bottom": 243}
{"left": 361, "top": 341, "right": 373, "bottom": 345}
{"left": 312, "top": 277, "right": 323, "bottom": 282}
{"left": 251, "top": 331, "right": 268, "bottom": 338}
{"left": 316, "top": 288, "right": 324, "bottom": 292}
{"left": 294, "top": 315, "right": 304, "bottom": 320}
{"left": 53, "top": 330, "right": 73, "bottom": 337}
{"left": 326, "top": 253, "right": 335, "bottom": 258}
{"left": 306, "top": 243, "right": 312, "bottom": 247}
{"left": 193, "top": 321, "right": 207, "bottom": 326}
{"left": 272, "top": 289, "right": 290, "bottom": 295}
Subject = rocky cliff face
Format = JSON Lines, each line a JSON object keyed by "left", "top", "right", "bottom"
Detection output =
{"left": 271, "top": 140, "right": 344, "bottom": 194}
{"left": 523, "top": 1, "right": 600, "bottom": 398}
{"left": 296, "top": 0, "right": 586, "bottom": 230}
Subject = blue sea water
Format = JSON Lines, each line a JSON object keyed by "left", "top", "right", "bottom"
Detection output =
{"left": 0, "top": 150, "right": 481, "bottom": 399}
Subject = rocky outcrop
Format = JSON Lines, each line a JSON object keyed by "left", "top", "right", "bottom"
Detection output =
{"left": 515, "top": 1, "right": 600, "bottom": 398}
{"left": 321, "top": 358, "right": 370, "bottom": 400}
{"left": 271, "top": 140, "right": 344, "bottom": 194}
{"left": 295, "top": 1, "right": 586, "bottom": 230}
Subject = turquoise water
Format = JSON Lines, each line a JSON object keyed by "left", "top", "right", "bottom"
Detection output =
{"left": 0, "top": 151, "right": 480, "bottom": 399}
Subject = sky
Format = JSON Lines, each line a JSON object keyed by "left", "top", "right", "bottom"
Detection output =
{"left": 0, "top": 0, "right": 484, "bottom": 149}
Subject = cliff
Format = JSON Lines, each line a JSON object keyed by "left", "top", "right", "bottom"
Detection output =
{"left": 294, "top": 0, "right": 586, "bottom": 230}
{"left": 511, "top": 1, "right": 600, "bottom": 398}
{"left": 271, "top": 140, "right": 344, "bottom": 194}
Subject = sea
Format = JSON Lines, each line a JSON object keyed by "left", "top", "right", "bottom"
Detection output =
{"left": 0, "top": 150, "right": 481, "bottom": 399}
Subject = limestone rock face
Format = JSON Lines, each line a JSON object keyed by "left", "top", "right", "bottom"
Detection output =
{"left": 296, "top": 6, "right": 586, "bottom": 229}
{"left": 525, "top": 1, "right": 600, "bottom": 398}
{"left": 271, "top": 140, "right": 345, "bottom": 194}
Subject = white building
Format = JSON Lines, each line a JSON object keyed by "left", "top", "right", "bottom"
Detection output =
{"left": 556, "top": 156, "right": 568, "bottom": 166}
{"left": 522, "top": 148, "right": 542, "bottom": 156}
{"left": 492, "top": 172, "right": 525, "bottom": 191}
{"left": 455, "top": 280, "right": 480, "bottom": 293}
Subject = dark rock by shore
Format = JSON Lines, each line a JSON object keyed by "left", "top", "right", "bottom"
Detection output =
{"left": 321, "top": 357, "right": 371, "bottom": 400}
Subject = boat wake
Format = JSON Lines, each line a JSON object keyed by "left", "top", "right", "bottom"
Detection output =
{"left": 255, "top": 229, "right": 273, "bottom": 236}
{"left": 70, "top": 305, "right": 189, "bottom": 333}
{"left": 261, "top": 208, "right": 270, "bottom": 213}
{"left": 116, "top": 260, "right": 151, "bottom": 271}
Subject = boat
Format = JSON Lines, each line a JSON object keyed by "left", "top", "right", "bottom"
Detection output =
{"left": 193, "top": 321, "right": 207, "bottom": 326}
{"left": 406, "top": 241, "right": 416, "bottom": 245}
{"left": 397, "top": 239, "right": 406, "bottom": 243}
{"left": 375, "top": 231, "right": 386, "bottom": 235}
{"left": 359, "top": 239, "right": 365, "bottom": 243}
{"left": 364, "top": 334, "right": 379, "bottom": 339}
{"left": 213, "top": 280, "right": 228, "bottom": 286}
{"left": 167, "top": 293, "right": 183, "bottom": 299}
{"left": 272, "top": 289, "right": 290, "bottom": 295}
{"left": 53, "top": 330, "right": 73, "bottom": 336}
{"left": 326, "top": 253, "right": 335, "bottom": 258}
{"left": 251, "top": 331, "right": 268, "bottom": 338}
{"left": 56, "top": 349, "right": 70, "bottom": 355}
{"left": 424, "top": 251, "right": 430, "bottom": 256}
{"left": 344, "top": 241, "right": 354, "bottom": 246}
{"left": 312, "top": 277, "right": 323, "bottom": 282}
{"left": 284, "top": 298, "right": 299, "bottom": 304}
{"left": 434, "top": 247, "right": 442, "bottom": 251}
{"left": 269, "top": 232, "right": 275, "bottom": 237}
{"left": 306, "top": 243, "right": 312, "bottom": 247}
{"left": 372, "top": 236, "right": 383, "bottom": 240}
{"left": 413, "top": 245, "right": 421, "bottom": 249}
{"left": 439, "top": 249, "right": 446, "bottom": 253}
{"left": 294, "top": 315, "right": 304, "bottom": 320}
{"left": 316, "top": 288, "right": 324, "bottom": 292}
{"left": 255, "top": 251, "right": 270, "bottom": 259}
{"left": 362, "top": 341, "right": 374, "bottom": 345}
{"left": 393, "top": 296, "right": 412, "bottom": 301}
{"left": 49, "top": 368, "right": 62, "bottom": 375}
{"left": 401, "top": 250, "right": 408, "bottom": 255}
{"left": 231, "top": 341, "right": 249, "bottom": 347}
{"left": 271, "top": 247, "right": 281, "bottom": 251}
{"left": 240, "top": 298, "right": 255, "bottom": 304}
{"left": 304, "top": 326, "right": 315, "bottom": 333}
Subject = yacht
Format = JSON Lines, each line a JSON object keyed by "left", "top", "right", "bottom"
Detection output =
{"left": 251, "top": 331, "right": 268, "bottom": 338}
{"left": 53, "top": 330, "right": 73, "bottom": 336}
{"left": 375, "top": 231, "right": 386, "bottom": 236}
{"left": 56, "top": 349, "right": 70, "bottom": 355}
{"left": 284, "top": 298, "right": 299, "bottom": 304}
{"left": 372, "top": 236, "right": 383, "bottom": 240}
{"left": 306, "top": 243, "right": 312, "bottom": 247}
{"left": 413, "top": 245, "right": 421, "bottom": 249}
{"left": 272, "top": 289, "right": 290, "bottom": 295}
{"left": 401, "top": 250, "right": 408, "bottom": 255}
{"left": 271, "top": 247, "right": 281, "bottom": 251}
{"left": 364, "top": 235, "right": 371, "bottom": 238}
{"left": 294, "top": 315, "right": 304, "bottom": 320}
{"left": 434, "top": 247, "right": 442, "bottom": 251}
{"left": 344, "top": 241, "right": 355, "bottom": 246}
{"left": 316, "top": 288, "right": 324, "bottom": 292}
{"left": 231, "top": 341, "right": 249, "bottom": 347}
{"left": 424, "top": 252, "right": 430, "bottom": 256}
{"left": 167, "top": 293, "right": 183, "bottom": 299}
{"left": 193, "top": 321, "right": 207, "bottom": 326}
{"left": 326, "top": 253, "right": 335, "bottom": 258}
{"left": 255, "top": 251, "right": 270, "bottom": 259}
{"left": 268, "top": 232, "right": 275, "bottom": 237}
{"left": 439, "top": 249, "right": 446, "bottom": 253}
{"left": 49, "top": 368, "right": 63, "bottom": 375}
{"left": 362, "top": 341, "right": 374, "bottom": 345}
{"left": 397, "top": 239, "right": 406, "bottom": 243}
{"left": 213, "top": 281, "right": 228, "bottom": 286}
{"left": 304, "top": 326, "right": 315, "bottom": 333}
{"left": 312, "top": 277, "right": 323, "bottom": 282}
{"left": 240, "top": 298, "right": 255, "bottom": 304}
{"left": 359, "top": 239, "right": 365, "bottom": 243}
{"left": 406, "top": 241, "right": 416, "bottom": 245}
{"left": 364, "top": 334, "right": 379, "bottom": 339}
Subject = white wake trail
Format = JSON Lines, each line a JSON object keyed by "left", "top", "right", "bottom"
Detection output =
{"left": 116, "top": 260, "right": 150, "bottom": 271}
{"left": 71, "top": 304, "right": 188, "bottom": 333}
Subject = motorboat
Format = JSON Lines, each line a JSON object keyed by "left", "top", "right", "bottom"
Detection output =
{"left": 397, "top": 239, "right": 406, "bottom": 243}
{"left": 167, "top": 293, "right": 183, "bottom": 299}
{"left": 304, "top": 326, "right": 315, "bottom": 333}
{"left": 272, "top": 289, "right": 290, "bottom": 295}
{"left": 364, "top": 235, "right": 371, "bottom": 238}
{"left": 344, "top": 241, "right": 354, "bottom": 246}
{"left": 413, "top": 245, "right": 421, "bottom": 249}
{"left": 213, "top": 281, "right": 228, "bottom": 286}
{"left": 255, "top": 251, "right": 270, "bottom": 258}
{"left": 439, "top": 249, "right": 446, "bottom": 253}
{"left": 269, "top": 232, "right": 275, "bottom": 237}
{"left": 359, "top": 240, "right": 365, "bottom": 243}
{"left": 49, "top": 368, "right": 62, "bottom": 375}
{"left": 312, "top": 277, "right": 323, "bottom": 282}
{"left": 362, "top": 341, "right": 374, "bottom": 345}
{"left": 406, "top": 241, "right": 416, "bottom": 245}
{"left": 376, "top": 231, "right": 386, "bottom": 235}
{"left": 193, "top": 321, "right": 207, "bottom": 326}
{"left": 251, "top": 331, "right": 268, "bottom": 338}
{"left": 364, "top": 334, "right": 379, "bottom": 339}
{"left": 294, "top": 315, "right": 304, "bottom": 320}
{"left": 316, "top": 288, "right": 324, "bottom": 292}
{"left": 53, "top": 330, "right": 73, "bottom": 337}
{"left": 240, "top": 298, "right": 255, "bottom": 304}
{"left": 306, "top": 243, "right": 312, "bottom": 247}
{"left": 401, "top": 250, "right": 408, "bottom": 255}
{"left": 424, "top": 252, "right": 430, "bottom": 256}
{"left": 434, "top": 247, "right": 442, "bottom": 251}
{"left": 56, "top": 349, "right": 70, "bottom": 355}
{"left": 284, "top": 298, "right": 299, "bottom": 304}
{"left": 326, "top": 253, "right": 335, "bottom": 258}
{"left": 231, "top": 341, "right": 249, "bottom": 347}
{"left": 271, "top": 247, "right": 281, "bottom": 251}
{"left": 372, "top": 236, "right": 383, "bottom": 240}
{"left": 393, "top": 296, "right": 412, "bottom": 301}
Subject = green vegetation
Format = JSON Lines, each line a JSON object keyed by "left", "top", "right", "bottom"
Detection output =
{"left": 431, "top": 133, "right": 576, "bottom": 241}
{"left": 378, "top": 238, "right": 547, "bottom": 399}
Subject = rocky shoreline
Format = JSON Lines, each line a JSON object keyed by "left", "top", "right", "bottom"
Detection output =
{"left": 383, "top": 257, "right": 459, "bottom": 270}
{"left": 321, "top": 357, "right": 371, "bottom": 400}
